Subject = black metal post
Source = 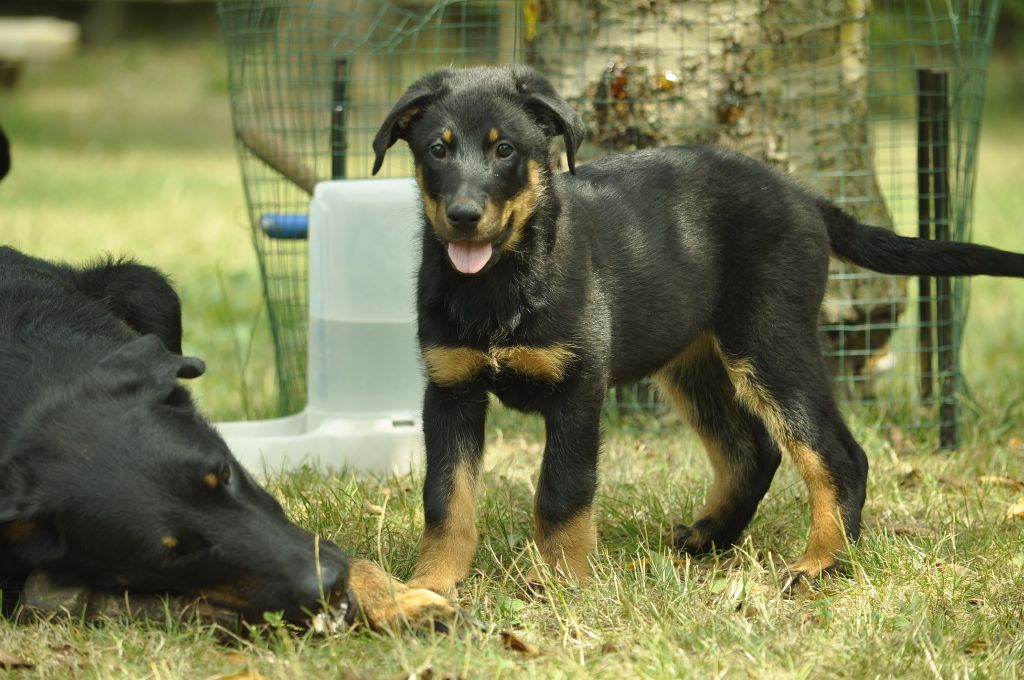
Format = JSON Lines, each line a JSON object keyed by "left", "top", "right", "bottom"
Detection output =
{"left": 916, "top": 70, "right": 935, "bottom": 401}
{"left": 917, "top": 68, "right": 959, "bottom": 449}
{"left": 331, "top": 58, "right": 348, "bottom": 180}
{"left": 930, "top": 70, "right": 958, "bottom": 449}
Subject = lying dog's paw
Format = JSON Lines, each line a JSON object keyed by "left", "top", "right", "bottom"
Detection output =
{"left": 348, "top": 559, "right": 458, "bottom": 632}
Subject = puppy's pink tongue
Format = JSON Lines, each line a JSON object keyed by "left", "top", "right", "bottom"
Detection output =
{"left": 447, "top": 240, "right": 493, "bottom": 274}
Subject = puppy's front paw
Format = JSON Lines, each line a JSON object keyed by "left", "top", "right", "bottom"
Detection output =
{"left": 780, "top": 557, "right": 845, "bottom": 597}
{"left": 406, "top": 574, "right": 460, "bottom": 600}
{"left": 349, "top": 559, "right": 458, "bottom": 632}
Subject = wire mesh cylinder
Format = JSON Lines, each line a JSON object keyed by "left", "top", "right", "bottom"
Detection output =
{"left": 216, "top": 0, "right": 1000, "bottom": 444}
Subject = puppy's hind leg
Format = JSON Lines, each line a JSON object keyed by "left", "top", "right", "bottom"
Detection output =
{"left": 654, "top": 335, "right": 782, "bottom": 555}
{"left": 717, "top": 334, "right": 869, "bottom": 588}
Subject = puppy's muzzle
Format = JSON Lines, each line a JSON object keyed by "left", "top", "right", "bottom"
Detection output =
{"left": 446, "top": 199, "right": 483, "bottom": 235}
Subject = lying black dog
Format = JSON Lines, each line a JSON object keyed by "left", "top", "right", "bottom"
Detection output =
{"left": 0, "top": 246, "right": 350, "bottom": 623}
{"left": 370, "top": 65, "right": 1024, "bottom": 594}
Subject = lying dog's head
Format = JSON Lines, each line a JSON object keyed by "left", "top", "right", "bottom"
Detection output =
{"left": 0, "top": 335, "right": 349, "bottom": 623}
{"left": 372, "top": 65, "right": 585, "bottom": 275}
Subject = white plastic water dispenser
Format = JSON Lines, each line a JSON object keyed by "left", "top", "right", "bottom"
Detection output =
{"left": 215, "top": 178, "right": 425, "bottom": 475}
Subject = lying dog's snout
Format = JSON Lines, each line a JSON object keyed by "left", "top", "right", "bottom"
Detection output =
{"left": 285, "top": 539, "right": 351, "bottom": 622}
{"left": 447, "top": 200, "right": 483, "bottom": 232}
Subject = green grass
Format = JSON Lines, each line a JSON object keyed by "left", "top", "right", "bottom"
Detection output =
{"left": 1, "top": 37, "right": 1024, "bottom": 679}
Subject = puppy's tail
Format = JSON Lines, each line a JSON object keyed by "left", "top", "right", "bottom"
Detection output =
{"left": 822, "top": 200, "right": 1024, "bottom": 277}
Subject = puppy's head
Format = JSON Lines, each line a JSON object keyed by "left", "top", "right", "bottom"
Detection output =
{"left": 0, "top": 335, "right": 350, "bottom": 624}
{"left": 372, "top": 65, "right": 585, "bottom": 275}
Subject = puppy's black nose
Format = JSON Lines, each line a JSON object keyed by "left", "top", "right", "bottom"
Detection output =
{"left": 447, "top": 201, "right": 483, "bottom": 232}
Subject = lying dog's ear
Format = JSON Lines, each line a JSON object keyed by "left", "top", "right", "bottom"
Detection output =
{"left": 371, "top": 69, "right": 454, "bottom": 175}
{"left": 72, "top": 259, "right": 184, "bottom": 355}
{"left": 512, "top": 66, "right": 586, "bottom": 174}
{"left": 98, "top": 334, "right": 206, "bottom": 402}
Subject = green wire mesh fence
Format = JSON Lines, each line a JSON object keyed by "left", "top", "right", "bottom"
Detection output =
{"left": 216, "top": 0, "right": 1001, "bottom": 447}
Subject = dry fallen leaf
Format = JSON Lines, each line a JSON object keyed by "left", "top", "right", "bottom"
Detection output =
{"left": 1006, "top": 497, "right": 1024, "bottom": 520}
{"left": 500, "top": 630, "right": 541, "bottom": 658}
{"left": 217, "top": 672, "right": 270, "bottom": 680}
{"left": 0, "top": 650, "right": 34, "bottom": 670}
{"left": 414, "top": 670, "right": 465, "bottom": 680}
{"left": 937, "top": 476, "right": 970, "bottom": 490}
{"left": 962, "top": 639, "right": 990, "bottom": 656}
{"left": 362, "top": 501, "right": 386, "bottom": 516}
{"left": 1007, "top": 436, "right": 1023, "bottom": 452}
{"left": 979, "top": 475, "right": 1024, "bottom": 492}
{"left": 798, "top": 611, "right": 823, "bottom": 628}
{"left": 223, "top": 651, "right": 248, "bottom": 667}
{"left": 888, "top": 426, "right": 912, "bottom": 452}
{"left": 933, "top": 558, "right": 976, "bottom": 577}
{"left": 898, "top": 468, "right": 924, "bottom": 488}
{"left": 885, "top": 522, "right": 936, "bottom": 538}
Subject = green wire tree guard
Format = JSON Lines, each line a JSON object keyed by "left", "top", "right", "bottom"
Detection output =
{"left": 216, "top": 0, "right": 1001, "bottom": 448}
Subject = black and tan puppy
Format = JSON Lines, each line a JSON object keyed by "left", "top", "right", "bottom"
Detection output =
{"left": 0, "top": 246, "right": 351, "bottom": 623}
{"left": 371, "top": 65, "right": 1024, "bottom": 593}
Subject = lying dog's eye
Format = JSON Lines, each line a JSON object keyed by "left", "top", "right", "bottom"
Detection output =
{"left": 202, "top": 464, "right": 231, "bottom": 489}
{"left": 428, "top": 143, "right": 446, "bottom": 160}
{"left": 496, "top": 142, "right": 515, "bottom": 159}
{"left": 162, "top": 532, "right": 210, "bottom": 563}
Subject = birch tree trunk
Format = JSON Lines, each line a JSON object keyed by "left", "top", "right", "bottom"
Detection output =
{"left": 528, "top": 0, "right": 902, "bottom": 386}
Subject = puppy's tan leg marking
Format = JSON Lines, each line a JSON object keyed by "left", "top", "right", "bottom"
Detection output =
{"left": 530, "top": 504, "right": 597, "bottom": 585}
{"left": 408, "top": 464, "right": 479, "bottom": 596}
{"left": 654, "top": 337, "right": 744, "bottom": 550}
{"left": 715, "top": 341, "right": 846, "bottom": 578}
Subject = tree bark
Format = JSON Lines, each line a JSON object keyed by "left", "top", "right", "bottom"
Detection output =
{"left": 529, "top": 0, "right": 902, "bottom": 386}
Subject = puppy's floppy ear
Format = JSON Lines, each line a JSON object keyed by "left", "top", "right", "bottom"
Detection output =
{"left": 372, "top": 69, "right": 454, "bottom": 175}
{"left": 512, "top": 66, "right": 586, "bottom": 174}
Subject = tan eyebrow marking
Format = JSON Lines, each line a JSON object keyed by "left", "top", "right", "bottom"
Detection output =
{"left": 203, "top": 472, "right": 219, "bottom": 489}
{"left": 442, "top": 127, "right": 453, "bottom": 144}
{"left": 488, "top": 127, "right": 500, "bottom": 143}
{"left": 161, "top": 535, "right": 178, "bottom": 549}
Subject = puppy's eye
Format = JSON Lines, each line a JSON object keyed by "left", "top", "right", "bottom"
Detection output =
{"left": 428, "top": 143, "right": 446, "bottom": 160}
{"left": 495, "top": 142, "right": 515, "bottom": 159}
{"left": 220, "top": 464, "right": 231, "bottom": 485}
